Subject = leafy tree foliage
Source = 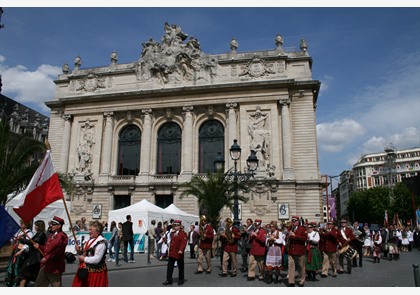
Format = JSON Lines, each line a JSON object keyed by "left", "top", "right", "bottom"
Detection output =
{"left": 179, "top": 170, "right": 249, "bottom": 229}
{"left": 347, "top": 182, "right": 419, "bottom": 225}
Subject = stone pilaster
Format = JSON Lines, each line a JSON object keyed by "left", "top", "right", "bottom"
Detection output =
{"left": 279, "top": 98, "right": 294, "bottom": 180}
{"left": 60, "top": 114, "right": 72, "bottom": 173}
{"left": 101, "top": 111, "right": 114, "bottom": 175}
{"left": 226, "top": 102, "right": 238, "bottom": 170}
{"left": 182, "top": 106, "right": 193, "bottom": 176}
{"left": 139, "top": 109, "right": 153, "bottom": 181}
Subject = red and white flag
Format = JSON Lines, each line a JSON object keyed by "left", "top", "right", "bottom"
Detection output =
{"left": 13, "top": 150, "right": 64, "bottom": 223}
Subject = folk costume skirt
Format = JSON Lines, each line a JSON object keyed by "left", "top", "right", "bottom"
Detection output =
{"left": 306, "top": 246, "right": 322, "bottom": 271}
{"left": 72, "top": 264, "right": 109, "bottom": 287}
{"left": 265, "top": 245, "right": 282, "bottom": 271}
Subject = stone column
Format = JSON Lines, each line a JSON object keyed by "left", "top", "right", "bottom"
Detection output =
{"left": 182, "top": 106, "right": 194, "bottom": 176}
{"left": 139, "top": 109, "right": 152, "bottom": 176}
{"left": 226, "top": 102, "right": 238, "bottom": 170}
{"left": 279, "top": 98, "right": 294, "bottom": 180}
{"left": 101, "top": 111, "right": 114, "bottom": 175}
{"left": 60, "top": 114, "right": 72, "bottom": 173}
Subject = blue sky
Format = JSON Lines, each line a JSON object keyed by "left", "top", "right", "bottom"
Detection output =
{"left": 0, "top": 4, "right": 419, "bottom": 180}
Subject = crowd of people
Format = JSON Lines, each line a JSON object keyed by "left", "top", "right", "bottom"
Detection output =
{"left": 4, "top": 212, "right": 420, "bottom": 288}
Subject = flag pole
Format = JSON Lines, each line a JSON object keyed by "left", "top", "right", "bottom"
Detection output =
{"left": 45, "top": 139, "right": 78, "bottom": 249}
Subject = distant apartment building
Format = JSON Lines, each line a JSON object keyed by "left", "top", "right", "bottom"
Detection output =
{"left": 352, "top": 146, "right": 420, "bottom": 191}
{"left": 0, "top": 93, "right": 49, "bottom": 141}
{"left": 338, "top": 170, "right": 354, "bottom": 218}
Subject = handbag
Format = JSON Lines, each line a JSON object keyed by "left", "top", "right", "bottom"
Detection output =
{"left": 77, "top": 265, "right": 88, "bottom": 279}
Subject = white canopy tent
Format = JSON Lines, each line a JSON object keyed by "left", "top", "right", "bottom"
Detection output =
{"left": 108, "top": 199, "right": 176, "bottom": 234}
{"left": 163, "top": 204, "right": 199, "bottom": 228}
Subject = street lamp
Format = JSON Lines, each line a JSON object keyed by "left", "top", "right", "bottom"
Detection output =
{"left": 214, "top": 139, "right": 258, "bottom": 227}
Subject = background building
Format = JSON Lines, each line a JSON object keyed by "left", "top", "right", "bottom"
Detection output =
{"left": 46, "top": 24, "right": 323, "bottom": 224}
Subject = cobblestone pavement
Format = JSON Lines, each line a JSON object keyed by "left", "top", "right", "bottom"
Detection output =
{"left": 57, "top": 249, "right": 420, "bottom": 287}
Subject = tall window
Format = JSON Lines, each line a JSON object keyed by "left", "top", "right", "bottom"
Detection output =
{"left": 157, "top": 122, "right": 181, "bottom": 174}
{"left": 199, "top": 120, "right": 224, "bottom": 173}
{"left": 117, "top": 125, "right": 141, "bottom": 175}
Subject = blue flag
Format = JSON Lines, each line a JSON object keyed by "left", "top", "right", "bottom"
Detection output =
{"left": 0, "top": 205, "right": 20, "bottom": 249}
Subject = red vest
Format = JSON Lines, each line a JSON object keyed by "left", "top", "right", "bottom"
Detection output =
{"left": 319, "top": 228, "right": 340, "bottom": 253}
{"left": 39, "top": 230, "right": 68, "bottom": 274}
{"left": 288, "top": 225, "right": 308, "bottom": 256}
{"left": 249, "top": 227, "right": 267, "bottom": 256}
{"left": 199, "top": 224, "right": 214, "bottom": 250}
{"left": 222, "top": 226, "right": 241, "bottom": 253}
{"left": 168, "top": 230, "right": 188, "bottom": 260}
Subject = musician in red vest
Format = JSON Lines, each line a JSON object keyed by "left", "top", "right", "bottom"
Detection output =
{"left": 163, "top": 220, "right": 188, "bottom": 285}
{"left": 287, "top": 216, "right": 308, "bottom": 287}
{"left": 337, "top": 219, "right": 356, "bottom": 274}
{"left": 319, "top": 220, "right": 340, "bottom": 278}
{"left": 219, "top": 218, "right": 241, "bottom": 277}
{"left": 34, "top": 216, "right": 68, "bottom": 287}
{"left": 247, "top": 219, "right": 267, "bottom": 281}
{"left": 195, "top": 215, "right": 214, "bottom": 274}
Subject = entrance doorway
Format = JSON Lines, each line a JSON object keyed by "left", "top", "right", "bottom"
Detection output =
{"left": 155, "top": 194, "right": 173, "bottom": 209}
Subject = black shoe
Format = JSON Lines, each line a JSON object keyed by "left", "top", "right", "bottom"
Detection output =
{"left": 347, "top": 270, "right": 351, "bottom": 274}
{"left": 219, "top": 273, "right": 228, "bottom": 277}
{"left": 162, "top": 281, "right": 173, "bottom": 285}
{"left": 206, "top": 270, "right": 212, "bottom": 274}
{"left": 194, "top": 271, "right": 203, "bottom": 274}
{"left": 177, "top": 279, "right": 185, "bottom": 285}
{"left": 288, "top": 283, "right": 295, "bottom": 287}
{"left": 273, "top": 277, "right": 279, "bottom": 284}
{"left": 230, "top": 273, "right": 237, "bottom": 277}
{"left": 332, "top": 274, "right": 337, "bottom": 277}
{"left": 337, "top": 270, "right": 344, "bottom": 274}
{"left": 298, "top": 283, "right": 304, "bottom": 287}
{"left": 247, "top": 277, "right": 255, "bottom": 281}
{"left": 321, "top": 274, "right": 328, "bottom": 278}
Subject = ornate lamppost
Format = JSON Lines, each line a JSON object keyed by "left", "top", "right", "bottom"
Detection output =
{"left": 214, "top": 139, "right": 258, "bottom": 227}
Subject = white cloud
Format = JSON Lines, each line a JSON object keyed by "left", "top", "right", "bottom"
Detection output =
{"left": 317, "top": 119, "right": 365, "bottom": 152}
{"left": 362, "top": 127, "right": 420, "bottom": 154}
{"left": 0, "top": 57, "right": 61, "bottom": 114}
{"left": 319, "top": 74, "right": 332, "bottom": 95}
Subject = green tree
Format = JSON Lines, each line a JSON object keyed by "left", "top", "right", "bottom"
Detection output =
{"left": 179, "top": 170, "right": 249, "bottom": 229}
{"left": 391, "top": 182, "right": 420, "bottom": 225}
{"left": 347, "top": 186, "right": 390, "bottom": 224}
{"left": 0, "top": 120, "right": 46, "bottom": 206}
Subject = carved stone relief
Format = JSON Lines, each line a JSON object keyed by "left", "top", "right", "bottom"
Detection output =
{"left": 239, "top": 56, "right": 275, "bottom": 78}
{"left": 76, "top": 72, "right": 106, "bottom": 92}
{"left": 76, "top": 119, "right": 95, "bottom": 175}
{"left": 248, "top": 106, "right": 271, "bottom": 171}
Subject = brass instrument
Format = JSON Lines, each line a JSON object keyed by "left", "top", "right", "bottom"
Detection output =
{"left": 199, "top": 225, "right": 206, "bottom": 241}
{"left": 225, "top": 227, "right": 234, "bottom": 244}
{"left": 199, "top": 215, "right": 207, "bottom": 241}
{"left": 224, "top": 218, "right": 234, "bottom": 244}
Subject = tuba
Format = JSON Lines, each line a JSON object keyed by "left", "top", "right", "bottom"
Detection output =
{"left": 225, "top": 218, "right": 234, "bottom": 244}
{"left": 199, "top": 215, "right": 207, "bottom": 241}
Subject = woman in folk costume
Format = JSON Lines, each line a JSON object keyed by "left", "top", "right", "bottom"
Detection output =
{"left": 19, "top": 220, "right": 47, "bottom": 286}
{"left": 372, "top": 230, "right": 382, "bottom": 263}
{"left": 305, "top": 222, "right": 322, "bottom": 281}
{"left": 363, "top": 224, "right": 372, "bottom": 256}
{"left": 264, "top": 221, "right": 284, "bottom": 284}
{"left": 5, "top": 220, "right": 33, "bottom": 287}
{"left": 73, "top": 220, "right": 108, "bottom": 287}
{"left": 401, "top": 227, "right": 409, "bottom": 252}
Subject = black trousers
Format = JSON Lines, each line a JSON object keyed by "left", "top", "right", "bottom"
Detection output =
{"left": 189, "top": 244, "right": 195, "bottom": 258}
{"left": 352, "top": 241, "right": 363, "bottom": 266}
{"left": 166, "top": 257, "right": 184, "bottom": 283}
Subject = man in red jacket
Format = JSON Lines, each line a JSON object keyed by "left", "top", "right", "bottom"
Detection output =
{"left": 287, "top": 215, "right": 308, "bottom": 287}
{"left": 247, "top": 219, "right": 267, "bottom": 281}
{"left": 219, "top": 218, "right": 241, "bottom": 277}
{"left": 163, "top": 220, "right": 188, "bottom": 286}
{"left": 195, "top": 215, "right": 214, "bottom": 274}
{"left": 337, "top": 219, "right": 356, "bottom": 274}
{"left": 34, "top": 216, "right": 68, "bottom": 287}
{"left": 319, "top": 220, "right": 340, "bottom": 278}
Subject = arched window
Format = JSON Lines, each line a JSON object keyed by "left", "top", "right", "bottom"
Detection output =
{"left": 157, "top": 122, "right": 182, "bottom": 175}
{"left": 199, "top": 120, "right": 224, "bottom": 173}
{"left": 117, "top": 125, "right": 141, "bottom": 175}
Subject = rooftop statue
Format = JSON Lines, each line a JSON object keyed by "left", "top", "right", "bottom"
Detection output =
{"left": 136, "top": 23, "right": 217, "bottom": 85}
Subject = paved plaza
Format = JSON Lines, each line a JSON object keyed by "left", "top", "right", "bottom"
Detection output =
{"left": 55, "top": 249, "right": 420, "bottom": 287}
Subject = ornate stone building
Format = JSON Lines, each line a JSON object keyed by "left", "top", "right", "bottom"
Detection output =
{"left": 46, "top": 24, "right": 323, "bottom": 224}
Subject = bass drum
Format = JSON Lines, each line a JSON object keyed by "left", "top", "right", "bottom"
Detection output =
{"left": 340, "top": 245, "right": 357, "bottom": 260}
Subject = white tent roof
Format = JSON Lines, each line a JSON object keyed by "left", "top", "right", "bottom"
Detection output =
{"left": 110, "top": 199, "right": 166, "bottom": 214}
{"left": 163, "top": 204, "right": 198, "bottom": 227}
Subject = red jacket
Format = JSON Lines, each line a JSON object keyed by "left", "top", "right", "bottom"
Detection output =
{"left": 39, "top": 230, "right": 68, "bottom": 274}
{"left": 319, "top": 228, "right": 340, "bottom": 253}
{"left": 168, "top": 230, "right": 188, "bottom": 260}
{"left": 199, "top": 224, "right": 214, "bottom": 250}
{"left": 338, "top": 227, "right": 355, "bottom": 247}
{"left": 249, "top": 227, "right": 267, "bottom": 256}
{"left": 221, "top": 226, "right": 241, "bottom": 253}
{"left": 288, "top": 225, "right": 308, "bottom": 256}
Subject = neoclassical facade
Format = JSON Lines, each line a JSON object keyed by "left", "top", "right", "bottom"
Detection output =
{"left": 46, "top": 24, "right": 323, "bottom": 224}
